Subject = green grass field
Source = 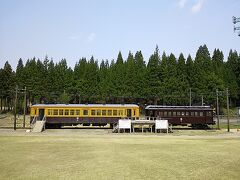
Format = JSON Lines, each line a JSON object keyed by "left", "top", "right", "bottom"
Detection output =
{"left": 0, "top": 131, "right": 240, "bottom": 180}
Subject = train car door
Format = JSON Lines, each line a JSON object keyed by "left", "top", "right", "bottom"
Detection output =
{"left": 39, "top": 109, "right": 45, "bottom": 120}
{"left": 127, "top": 109, "right": 132, "bottom": 118}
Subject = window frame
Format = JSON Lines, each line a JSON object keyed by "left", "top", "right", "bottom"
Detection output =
{"left": 53, "top": 109, "right": 58, "bottom": 116}
{"left": 102, "top": 110, "right": 106, "bottom": 116}
{"left": 65, "top": 109, "right": 69, "bottom": 116}
{"left": 107, "top": 110, "right": 112, "bottom": 116}
{"left": 83, "top": 109, "right": 88, "bottom": 116}
{"left": 70, "top": 109, "right": 75, "bottom": 116}
{"left": 113, "top": 110, "right": 117, "bottom": 116}
{"left": 76, "top": 109, "right": 80, "bottom": 116}
{"left": 59, "top": 109, "right": 64, "bottom": 116}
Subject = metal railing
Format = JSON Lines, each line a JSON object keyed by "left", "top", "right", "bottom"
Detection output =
{"left": 42, "top": 116, "right": 46, "bottom": 131}
{"left": 30, "top": 115, "right": 38, "bottom": 129}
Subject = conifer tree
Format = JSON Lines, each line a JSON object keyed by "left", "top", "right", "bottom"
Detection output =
{"left": 74, "top": 58, "right": 88, "bottom": 97}
{"left": 2, "top": 61, "right": 15, "bottom": 109}
{"left": 0, "top": 68, "right": 4, "bottom": 110}
{"left": 146, "top": 46, "right": 161, "bottom": 104}
{"left": 112, "top": 51, "right": 126, "bottom": 97}
{"left": 162, "top": 53, "right": 178, "bottom": 104}
{"left": 192, "top": 45, "right": 211, "bottom": 94}
{"left": 16, "top": 58, "right": 25, "bottom": 88}
{"left": 85, "top": 56, "right": 99, "bottom": 97}
{"left": 177, "top": 53, "right": 189, "bottom": 104}
{"left": 225, "top": 50, "right": 239, "bottom": 104}
{"left": 212, "top": 49, "right": 224, "bottom": 81}
{"left": 186, "top": 55, "right": 194, "bottom": 88}
{"left": 125, "top": 51, "right": 137, "bottom": 97}
{"left": 134, "top": 51, "right": 146, "bottom": 97}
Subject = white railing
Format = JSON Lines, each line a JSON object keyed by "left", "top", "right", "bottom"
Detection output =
{"left": 30, "top": 115, "right": 38, "bottom": 129}
{"left": 42, "top": 116, "right": 46, "bottom": 131}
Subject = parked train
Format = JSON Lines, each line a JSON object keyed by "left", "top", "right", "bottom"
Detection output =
{"left": 145, "top": 105, "right": 215, "bottom": 129}
{"left": 30, "top": 104, "right": 214, "bottom": 128}
{"left": 30, "top": 104, "right": 139, "bottom": 128}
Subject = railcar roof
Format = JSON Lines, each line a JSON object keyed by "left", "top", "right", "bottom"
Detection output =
{"left": 145, "top": 105, "right": 212, "bottom": 110}
{"left": 31, "top": 104, "right": 139, "bottom": 108}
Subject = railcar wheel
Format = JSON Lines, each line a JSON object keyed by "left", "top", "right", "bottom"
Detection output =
{"left": 192, "top": 124, "right": 209, "bottom": 129}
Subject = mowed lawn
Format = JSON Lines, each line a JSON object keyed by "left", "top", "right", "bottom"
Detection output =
{"left": 0, "top": 134, "right": 240, "bottom": 180}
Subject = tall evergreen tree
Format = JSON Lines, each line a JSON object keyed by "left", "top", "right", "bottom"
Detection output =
{"left": 124, "top": 51, "right": 137, "bottom": 97}
{"left": 192, "top": 45, "right": 212, "bottom": 94}
{"left": 186, "top": 55, "right": 194, "bottom": 88}
{"left": 24, "top": 58, "right": 36, "bottom": 103}
{"left": 134, "top": 51, "right": 146, "bottom": 97}
{"left": 98, "top": 60, "right": 111, "bottom": 98}
{"left": 146, "top": 46, "right": 161, "bottom": 104}
{"left": 84, "top": 56, "right": 99, "bottom": 97}
{"left": 225, "top": 50, "right": 239, "bottom": 104}
{"left": 176, "top": 53, "right": 189, "bottom": 104}
{"left": 16, "top": 58, "right": 25, "bottom": 88}
{"left": 46, "top": 60, "right": 58, "bottom": 103}
{"left": 112, "top": 52, "right": 126, "bottom": 97}
{"left": 161, "top": 53, "right": 178, "bottom": 104}
{"left": 74, "top": 58, "right": 88, "bottom": 97}
{"left": 212, "top": 49, "right": 224, "bottom": 81}
{"left": 2, "top": 61, "right": 15, "bottom": 110}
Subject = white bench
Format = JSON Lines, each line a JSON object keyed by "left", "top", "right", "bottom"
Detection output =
{"left": 118, "top": 119, "right": 131, "bottom": 133}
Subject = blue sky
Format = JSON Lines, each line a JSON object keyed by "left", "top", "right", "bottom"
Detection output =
{"left": 0, "top": 0, "right": 239, "bottom": 69}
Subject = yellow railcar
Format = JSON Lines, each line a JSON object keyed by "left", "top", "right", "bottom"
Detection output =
{"left": 30, "top": 104, "right": 139, "bottom": 128}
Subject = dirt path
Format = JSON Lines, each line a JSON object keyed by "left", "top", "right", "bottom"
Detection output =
{"left": 0, "top": 128, "right": 240, "bottom": 139}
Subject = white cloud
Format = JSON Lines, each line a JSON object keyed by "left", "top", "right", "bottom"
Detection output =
{"left": 191, "top": 0, "right": 204, "bottom": 14}
{"left": 178, "top": 0, "right": 187, "bottom": 9}
{"left": 87, "top": 32, "right": 96, "bottom": 43}
{"left": 67, "top": 34, "right": 82, "bottom": 40}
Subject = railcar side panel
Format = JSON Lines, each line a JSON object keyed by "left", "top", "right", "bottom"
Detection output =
{"left": 145, "top": 106, "right": 214, "bottom": 126}
{"left": 30, "top": 104, "right": 139, "bottom": 127}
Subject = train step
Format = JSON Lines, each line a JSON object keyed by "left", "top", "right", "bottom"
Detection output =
{"left": 32, "top": 121, "right": 46, "bottom": 133}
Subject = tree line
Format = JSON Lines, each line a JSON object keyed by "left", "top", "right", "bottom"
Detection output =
{"left": 0, "top": 44, "right": 240, "bottom": 112}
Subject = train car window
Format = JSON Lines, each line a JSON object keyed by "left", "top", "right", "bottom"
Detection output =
{"left": 186, "top": 112, "right": 189, "bottom": 116}
{"left": 48, "top": 109, "right": 52, "bottom": 115}
{"left": 113, "top": 110, "right": 117, "bottom": 116}
{"left": 35, "top": 109, "right": 37, "bottom": 115}
{"left": 133, "top": 110, "right": 135, "bottom": 116}
{"left": 53, "top": 109, "right": 58, "bottom": 115}
{"left": 118, "top": 110, "right": 123, "bottom": 116}
{"left": 70, "top": 110, "right": 75, "bottom": 115}
{"left": 168, "top": 111, "right": 172, "bottom": 116}
{"left": 65, "top": 110, "right": 69, "bottom": 116}
{"left": 200, "top": 112, "right": 203, "bottom": 116}
{"left": 181, "top": 112, "right": 185, "bottom": 116}
{"left": 164, "top": 111, "right": 168, "bottom": 116}
{"left": 191, "top": 112, "right": 194, "bottom": 116}
{"left": 159, "top": 111, "right": 164, "bottom": 117}
{"left": 76, "top": 110, "right": 80, "bottom": 116}
{"left": 97, "top": 110, "right": 101, "bottom": 116}
{"left": 207, "top": 111, "right": 212, "bottom": 116}
{"left": 59, "top": 109, "right": 63, "bottom": 115}
{"left": 172, "top": 111, "right": 176, "bottom": 116}
{"left": 194, "top": 112, "right": 198, "bottom": 116}
{"left": 91, "top": 110, "right": 96, "bottom": 116}
{"left": 177, "top": 112, "right": 181, "bottom": 116}
{"left": 102, "top": 110, "right": 106, "bottom": 116}
{"left": 83, "top": 110, "right": 88, "bottom": 116}
{"left": 107, "top": 110, "right": 112, "bottom": 116}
